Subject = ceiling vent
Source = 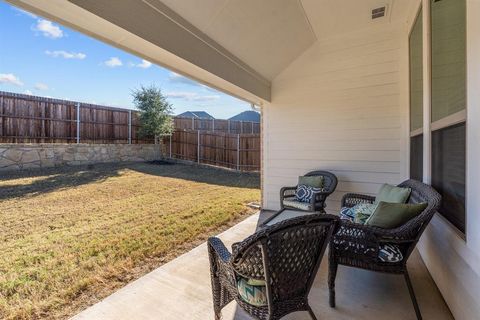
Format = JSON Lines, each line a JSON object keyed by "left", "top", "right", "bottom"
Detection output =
{"left": 372, "top": 6, "right": 387, "bottom": 20}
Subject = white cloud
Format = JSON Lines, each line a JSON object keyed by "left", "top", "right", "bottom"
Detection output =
{"left": 104, "top": 57, "right": 123, "bottom": 67}
{"left": 129, "top": 59, "right": 152, "bottom": 68}
{"left": 165, "top": 92, "right": 197, "bottom": 100}
{"left": 34, "top": 83, "right": 49, "bottom": 90}
{"left": 192, "top": 95, "right": 221, "bottom": 102}
{"left": 24, "top": 90, "right": 33, "bottom": 95}
{"left": 45, "top": 50, "right": 86, "bottom": 59}
{"left": 165, "top": 91, "right": 220, "bottom": 102}
{"left": 137, "top": 59, "right": 152, "bottom": 69}
{"left": 33, "top": 19, "right": 64, "bottom": 39}
{"left": 0, "top": 73, "right": 24, "bottom": 86}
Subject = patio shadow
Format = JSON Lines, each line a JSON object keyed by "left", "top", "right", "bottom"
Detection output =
{"left": 127, "top": 161, "right": 260, "bottom": 189}
{"left": 0, "top": 164, "right": 122, "bottom": 201}
{"left": 0, "top": 161, "right": 259, "bottom": 201}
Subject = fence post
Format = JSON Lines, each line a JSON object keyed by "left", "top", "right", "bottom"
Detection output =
{"left": 240, "top": 121, "right": 243, "bottom": 134}
{"left": 237, "top": 133, "right": 240, "bottom": 171}
{"left": 76, "top": 103, "right": 80, "bottom": 144}
{"left": 169, "top": 133, "right": 172, "bottom": 158}
{"left": 128, "top": 110, "right": 132, "bottom": 144}
{"left": 192, "top": 117, "right": 195, "bottom": 130}
{"left": 251, "top": 121, "right": 254, "bottom": 134}
{"left": 197, "top": 130, "right": 200, "bottom": 164}
{"left": 228, "top": 120, "right": 230, "bottom": 133}
{"left": 212, "top": 118, "right": 215, "bottom": 132}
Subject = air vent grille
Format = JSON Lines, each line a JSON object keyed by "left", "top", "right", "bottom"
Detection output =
{"left": 372, "top": 6, "right": 386, "bottom": 19}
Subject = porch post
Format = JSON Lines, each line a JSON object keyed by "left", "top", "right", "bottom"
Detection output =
{"left": 422, "top": 0, "right": 432, "bottom": 184}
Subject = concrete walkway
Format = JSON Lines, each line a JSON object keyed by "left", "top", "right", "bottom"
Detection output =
{"left": 71, "top": 212, "right": 453, "bottom": 320}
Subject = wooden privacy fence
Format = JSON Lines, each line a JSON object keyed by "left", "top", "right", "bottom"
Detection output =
{"left": 166, "top": 130, "right": 260, "bottom": 172}
{"left": 0, "top": 91, "right": 261, "bottom": 171}
{"left": 0, "top": 91, "right": 153, "bottom": 144}
{"left": 0, "top": 91, "right": 260, "bottom": 143}
{"left": 174, "top": 117, "right": 260, "bottom": 134}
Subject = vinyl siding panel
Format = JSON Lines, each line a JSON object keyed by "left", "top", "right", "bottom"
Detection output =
{"left": 262, "top": 26, "right": 408, "bottom": 212}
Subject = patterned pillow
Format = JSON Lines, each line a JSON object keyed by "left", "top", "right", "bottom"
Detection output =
{"left": 340, "top": 207, "right": 354, "bottom": 222}
{"left": 237, "top": 277, "right": 267, "bottom": 307}
{"left": 340, "top": 203, "right": 377, "bottom": 224}
{"left": 378, "top": 244, "right": 403, "bottom": 263}
{"left": 295, "top": 185, "right": 322, "bottom": 203}
{"left": 332, "top": 238, "right": 403, "bottom": 263}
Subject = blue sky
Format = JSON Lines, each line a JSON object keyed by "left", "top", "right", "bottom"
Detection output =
{"left": 0, "top": 2, "right": 250, "bottom": 119}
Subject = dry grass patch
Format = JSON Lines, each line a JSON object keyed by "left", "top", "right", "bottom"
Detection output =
{"left": 0, "top": 162, "right": 260, "bottom": 319}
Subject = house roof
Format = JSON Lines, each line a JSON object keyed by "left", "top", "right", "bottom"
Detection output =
{"left": 177, "top": 111, "right": 215, "bottom": 119}
{"left": 229, "top": 111, "right": 260, "bottom": 123}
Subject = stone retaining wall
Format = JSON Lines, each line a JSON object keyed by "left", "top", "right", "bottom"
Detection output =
{"left": 0, "top": 144, "right": 161, "bottom": 171}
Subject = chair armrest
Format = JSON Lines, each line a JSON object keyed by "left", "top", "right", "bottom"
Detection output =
{"left": 332, "top": 221, "right": 380, "bottom": 260}
{"left": 341, "top": 193, "right": 376, "bottom": 208}
{"left": 338, "top": 220, "right": 414, "bottom": 242}
{"left": 333, "top": 220, "right": 418, "bottom": 263}
{"left": 208, "top": 237, "right": 231, "bottom": 263}
{"left": 313, "top": 190, "right": 333, "bottom": 201}
{"left": 311, "top": 191, "right": 328, "bottom": 206}
{"left": 280, "top": 186, "right": 297, "bottom": 200}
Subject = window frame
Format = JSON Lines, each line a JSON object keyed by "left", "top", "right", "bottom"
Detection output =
{"left": 407, "top": 0, "right": 467, "bottom": 238}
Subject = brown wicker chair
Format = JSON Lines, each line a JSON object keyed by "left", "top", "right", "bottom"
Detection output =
{"left": 280, "top": 171, "right": 338, "bottom": 212}
{"left": 328, "top": 179, "right": 441, "bottom": 320}
{"left": 208, "top": 214, "right": 339, "bottom": 320}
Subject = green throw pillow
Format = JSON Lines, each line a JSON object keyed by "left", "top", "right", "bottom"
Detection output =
{"left": 375, "top": 184, "right": 411, "bottom": 204}
{"left": 366, "top": 201, "right": 428, "bottom": 229}
{"left": 298, "top": 175, "right": 324, "bottom": 189}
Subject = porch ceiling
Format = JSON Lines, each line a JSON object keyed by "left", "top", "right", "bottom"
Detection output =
{"left": 301, "top": 0, "right": 416, "bottom": 40}
{"left": 159, "top": 0, "right": 317, "bottom": 81}
{"left": 7, "top": 0, "right": 415, "bottom": 104}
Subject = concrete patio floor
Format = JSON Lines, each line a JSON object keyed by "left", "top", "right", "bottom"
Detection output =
{"left": 71, "top": 212, "right": 453, "bottom": 320}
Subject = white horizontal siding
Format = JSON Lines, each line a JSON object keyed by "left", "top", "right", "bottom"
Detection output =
{"left": 263, "top": 26, "right": 408, "bottom": 211}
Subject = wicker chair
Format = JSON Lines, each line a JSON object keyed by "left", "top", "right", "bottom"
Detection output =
{"left": 280, "top": 171, "right": 338, "bottom": 212}
{"left": 208, "top": 214, "right": 339, "bottom": 320}
{"left": 328, "top": 179, "right": 441, "bottom": 320}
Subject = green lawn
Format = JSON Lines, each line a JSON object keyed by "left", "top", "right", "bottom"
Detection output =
{"left": 0, "top": 162, "right": 260, "bottom": 319}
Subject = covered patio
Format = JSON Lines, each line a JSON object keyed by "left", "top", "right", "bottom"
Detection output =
{"left": 7, "top": 0, "right": 479, "bottom": 319}
{"left": 71, "top": 212, "right": 451, "bottom": 320}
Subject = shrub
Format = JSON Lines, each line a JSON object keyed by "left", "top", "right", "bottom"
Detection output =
{"left": 132, "top": 85, "right": 174, "bottom": 142}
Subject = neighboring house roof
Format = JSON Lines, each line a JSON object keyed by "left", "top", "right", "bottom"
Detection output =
{"left": 177, "top": 111, "right": 215, "bottom": 119}
{"left": 228, "top": 111, "right": 260, "bottom": 122}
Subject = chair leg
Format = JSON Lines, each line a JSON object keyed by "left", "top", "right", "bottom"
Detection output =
{"left": 404, "top": 271, "right": 422, "bottom": 320}
{"left": 328, "top": 259, "right": 338, "bottom": 308}
{"left": 307, "top": 305, "right": 318, "bottom": 320}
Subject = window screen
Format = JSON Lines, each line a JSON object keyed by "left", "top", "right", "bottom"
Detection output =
{"left": 410, "top": 135, "right": 423, "bottom": 181}
{"left": 431, "top": 0, "right": 466, "bottom": 122}
{"left": 431, "top": 123, "right": 466, "bottom": 233}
